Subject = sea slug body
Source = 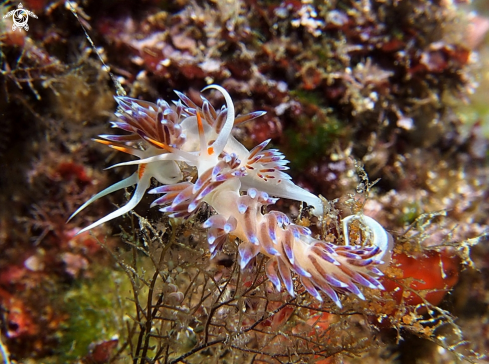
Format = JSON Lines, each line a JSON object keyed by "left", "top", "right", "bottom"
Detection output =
{"left": 69, "top": 85, "right": 393, "bottom": 307}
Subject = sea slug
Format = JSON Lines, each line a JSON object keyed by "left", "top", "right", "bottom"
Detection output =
{"left": 70, "top": 85, "right": 393, "bottom": 307}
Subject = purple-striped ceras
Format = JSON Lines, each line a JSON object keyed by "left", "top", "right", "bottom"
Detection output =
{"left": 70, "top": 85, "right": 393, "bottom": 308}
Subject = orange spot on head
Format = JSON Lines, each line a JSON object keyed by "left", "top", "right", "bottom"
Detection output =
{"left": 138, "top": 163, "right": 147, "bottom": 179}
{"left": 207, "top": 146, "right": 214, "bottom": 155}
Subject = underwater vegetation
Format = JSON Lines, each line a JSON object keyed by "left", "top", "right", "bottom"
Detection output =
{"left": 0, "top": 0, "right": 488, "bottom": 363}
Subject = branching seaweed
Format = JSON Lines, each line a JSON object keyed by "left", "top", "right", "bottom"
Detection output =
{"left": 93, "top": 210, "right": 395, "bottom": 363}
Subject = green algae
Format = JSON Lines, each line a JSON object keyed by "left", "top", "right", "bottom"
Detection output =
{"left": 55, "top": 268, "right": 131, "bottom": 362}
{"left": 284, "top": 114, "right": 345, "bottom": 171}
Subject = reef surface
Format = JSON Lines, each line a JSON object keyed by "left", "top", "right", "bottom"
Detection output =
{"left": 0, "top": 0, "right": 488, "bottom": 363}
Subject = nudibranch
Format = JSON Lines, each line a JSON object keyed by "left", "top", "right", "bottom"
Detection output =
{"left": 69, "top": 85, "right": 393, "bottom": 308}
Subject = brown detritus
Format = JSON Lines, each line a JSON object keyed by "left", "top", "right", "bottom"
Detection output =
{"left": 412, "top": 42, "right": 471, "bottom": 75}
{"left": 84, "top": 338, "right": 119, "bottom": 364}
{"left": 248, "top": 111, "right": 283, "bottom": 145}
{"left": 46, "top": 61, "right": 115, "bottom": 125}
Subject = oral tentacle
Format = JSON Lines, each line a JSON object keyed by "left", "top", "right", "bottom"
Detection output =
{"left": 68, "top": 172, "right": 139, "bottom": 223}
